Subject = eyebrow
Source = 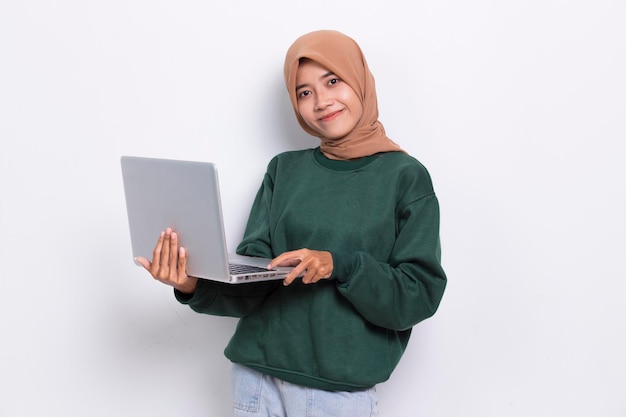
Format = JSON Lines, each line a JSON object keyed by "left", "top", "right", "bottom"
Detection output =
{"left": 295, "top": 71, "right": 336, "bottom": 91}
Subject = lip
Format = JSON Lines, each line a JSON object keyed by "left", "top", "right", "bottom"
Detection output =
{"left": 318, "top": 110, "right": 343, "bottom": 122}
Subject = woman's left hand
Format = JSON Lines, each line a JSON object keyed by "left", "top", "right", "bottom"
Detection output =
{"left": 268, "top": 249, "right": 333, "bottom": 286}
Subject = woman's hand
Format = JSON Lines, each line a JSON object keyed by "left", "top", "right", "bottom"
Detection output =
{"left": 135, "top": 228, "right": 198, "bottom": 294}
{"left": 268, "top": 249, "right": 333, "bottom": 286}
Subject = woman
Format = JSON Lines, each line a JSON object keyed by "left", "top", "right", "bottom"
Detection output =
{"left": 137, "top": 30, "right": 447, "bottom": 417}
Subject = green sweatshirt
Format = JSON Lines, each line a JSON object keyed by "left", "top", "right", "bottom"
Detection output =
{"left": 175, "top": 148, "right": 446, "bottom": 391}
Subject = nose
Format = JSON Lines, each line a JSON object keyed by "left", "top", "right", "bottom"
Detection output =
{"left": 314, "top": 90, "right": 332, "bottom": 111}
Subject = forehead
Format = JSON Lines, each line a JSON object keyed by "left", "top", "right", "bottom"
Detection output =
{"left": 295, "top": 59, "right": 333, "bottom": 83}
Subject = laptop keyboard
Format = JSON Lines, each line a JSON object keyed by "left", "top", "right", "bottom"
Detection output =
{"left": 229, "top": 263, "right": 272, "bottom": 275}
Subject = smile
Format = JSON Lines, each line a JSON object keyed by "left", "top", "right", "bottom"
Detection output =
{"left": 319, "top": 110, "right": 343, "bottom": 122}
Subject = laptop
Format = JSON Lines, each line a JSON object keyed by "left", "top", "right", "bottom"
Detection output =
{"left": 120, "top": 155, "right": 291, "bottom": 284}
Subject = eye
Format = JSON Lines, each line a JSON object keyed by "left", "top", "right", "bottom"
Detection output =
{"left": 328, "top": 78, "right": 340, "bottom": 86}
{"left": 297, "top": 90, "right": 311, "bottom": 99}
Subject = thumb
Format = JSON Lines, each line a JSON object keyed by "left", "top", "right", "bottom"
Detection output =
{"left": 134, "top": 256, "right": 151, "bottom": 270}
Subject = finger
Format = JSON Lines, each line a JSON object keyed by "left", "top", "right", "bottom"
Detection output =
{"left": 135, "top": 256, "right": 151, "bottom": 270}
{"left": 282, "top": 265, "right": 303, "bottom": 286}
{"left": 175, "top": 247, "right": 198, "bottom": 293}
{"left": 274, "top": 258, "right": 303, "bottom": 269}
{"left": 301, "top": 270, "right": 316, "bottom": 284}
{"left": 283, "top": 260, "right": 311, "bottom": 286}
{"left": 310, "top": 269, "right": 331, "bottom": 283}
{"left": 283, "top": 272, "right": 299, "bottom": 286}
{"left": 169, "top": 232, "right": 180, "bottom": 277}
{"left": 311, "top": 261, "right": 333, "bottom": 283}
{"left": 295, "top": 254, "right": 333, "bottom": 285}
{"left": 302, "top": 261, "right": 324, "bottom": 284}
{"left": 160, "top": 228, "right": 172, "bottom": 275}
{"left": 269, "top": 249, "right": 308, "bottom": 269}
{"left": 150, "top": 231, "right": 165, "bottom": 275}
{"left": 268, "top": 254, "right": 292, "bottom": 269}
{"left": 177, "top": 246, "right": 187, "bottom": 280}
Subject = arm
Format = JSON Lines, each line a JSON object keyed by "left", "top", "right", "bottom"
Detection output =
{"left": 333, "top": 194, "right": 447, "bottom": 331}
{"left": 235, "top": 168, "right": 275, "bottom": 259}
{"left": 174, "top": 278, "right": 279, "bottom": 318}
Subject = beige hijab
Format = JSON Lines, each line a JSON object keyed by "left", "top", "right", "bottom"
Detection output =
{"left": 284, "top": 30, "right": 405, "bottom": 160}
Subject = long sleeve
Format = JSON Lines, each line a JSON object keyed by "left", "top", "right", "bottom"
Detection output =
{"left": 236, "top": 168, "right": 276, "bottom": 259}
{"left": 175, "top": 278, "right": 279, "bottom": 318}
{"left": 332, "top": 193, "right": 446, "bottom": 330}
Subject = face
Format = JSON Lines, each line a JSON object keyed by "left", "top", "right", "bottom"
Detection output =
{"left": 295, "top": 59, "right": 363, "bottom": 140}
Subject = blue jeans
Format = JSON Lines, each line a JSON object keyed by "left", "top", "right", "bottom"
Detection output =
{"left": 232, "top": 363, "right": 379, "bottom": 417}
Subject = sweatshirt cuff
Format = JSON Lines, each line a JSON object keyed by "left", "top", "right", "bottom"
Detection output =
{"left": 174, "top": 288, "right": 194, "bottom": 304}
{"left": 173, "top": 278, "right": 209, "bottom": 304}
{"left": 330, "top": 251, "right": 357, "bottom": 284}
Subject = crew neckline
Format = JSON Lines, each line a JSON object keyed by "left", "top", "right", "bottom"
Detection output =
{"left": 313, "top": 147, "right": 381, "bottom": 171}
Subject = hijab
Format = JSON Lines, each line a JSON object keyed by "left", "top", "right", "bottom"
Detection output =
{"left": 284, "top": 30, "right": 405, "bottom": 160}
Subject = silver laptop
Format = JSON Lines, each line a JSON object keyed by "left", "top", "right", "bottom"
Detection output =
{"left": 120, "top": 155, "right": 291, "bottom": 284}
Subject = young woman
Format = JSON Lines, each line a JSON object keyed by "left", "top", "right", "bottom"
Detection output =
{"left": 137, "top": 30, "right": 447, "bottom": 417}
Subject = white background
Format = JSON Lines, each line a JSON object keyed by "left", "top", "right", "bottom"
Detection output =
{"left": 1, "top": 1, "right": 625, "bottom": 416}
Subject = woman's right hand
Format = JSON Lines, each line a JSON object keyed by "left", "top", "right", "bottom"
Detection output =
{"left": 135, "top": 228, "right": 198, "bottom": 294}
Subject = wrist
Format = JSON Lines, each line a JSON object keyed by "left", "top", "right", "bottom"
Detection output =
{"left": 176, "top": 276, "right": 198, "bottom": 294}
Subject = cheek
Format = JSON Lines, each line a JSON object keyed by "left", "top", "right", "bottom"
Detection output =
{"left": 297, "top": 103, "right": 315, "bottom": 125}
{"left": 340, "top": 90, "right": 363, "bottom": 119}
